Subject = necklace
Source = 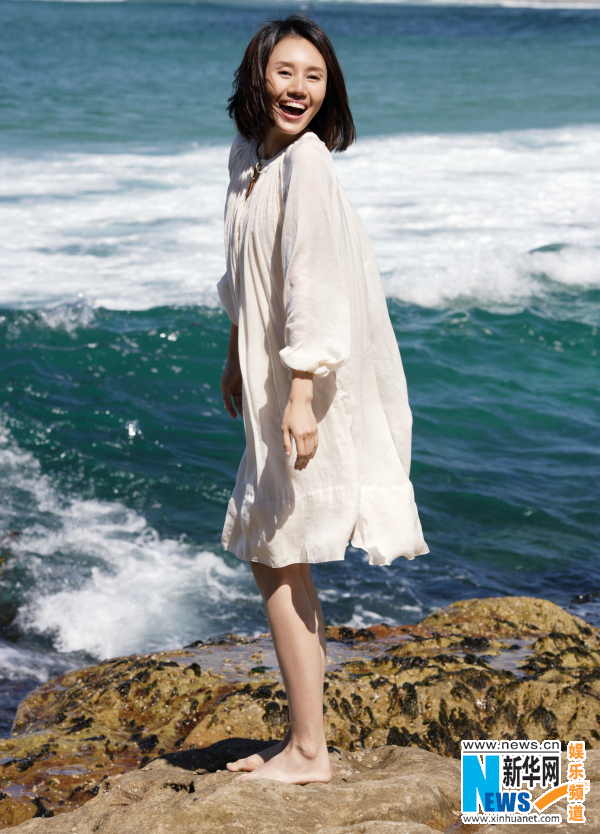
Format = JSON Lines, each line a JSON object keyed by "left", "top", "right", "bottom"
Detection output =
{"left": 245, "top": 162, "right": 263, "bottom": 200}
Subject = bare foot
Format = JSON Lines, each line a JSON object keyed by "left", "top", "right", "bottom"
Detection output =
{"left": 226, "top": 728, "right": 291, "bottom": 773}
{"left": 232, "top": 742, "right": 332, "bottom": 785}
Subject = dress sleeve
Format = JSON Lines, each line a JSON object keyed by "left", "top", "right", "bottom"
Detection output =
{"left": 278, "top": 137, "right": 351, "bottom": 379}
{"left": 216, "top": 272, "right": 238, "bottom": 326}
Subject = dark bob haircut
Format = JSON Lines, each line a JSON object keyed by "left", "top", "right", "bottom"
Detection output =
{"left": 227, "top": 15, "right": 356, "bottom": 153}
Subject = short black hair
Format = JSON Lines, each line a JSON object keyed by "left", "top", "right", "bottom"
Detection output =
{"left": 227, "top": 15, "right": 356, "bottom": 153}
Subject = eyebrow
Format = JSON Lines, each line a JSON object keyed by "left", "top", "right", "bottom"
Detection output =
{"left": 273, "top": 61, "right": 325, "bottom": 73}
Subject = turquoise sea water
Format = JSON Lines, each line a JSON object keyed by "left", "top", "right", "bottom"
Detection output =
{"left": 1, "top": 1, "right": 599, "bottom": 734}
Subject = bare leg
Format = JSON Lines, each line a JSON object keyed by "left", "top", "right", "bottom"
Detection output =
{"left": 228, "top": 561, "right": 331, "bottom": 784}
{"left": 226, "top": 564, "right": 325, "bottom": 773}
{"left": 299, "top": 563, "right": 327, "bottom": 683}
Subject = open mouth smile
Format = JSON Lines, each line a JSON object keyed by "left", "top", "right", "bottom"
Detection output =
{"left": 278, "top": 100, "right": 308, "bottom": 120}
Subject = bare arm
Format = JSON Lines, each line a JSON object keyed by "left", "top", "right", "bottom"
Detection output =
{"left": 281, "top": 370, "right": 318, "bottom": 471}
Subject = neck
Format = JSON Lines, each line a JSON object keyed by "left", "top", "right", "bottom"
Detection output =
{"left": 259, "top": 127, "right": 309, "bottom": 161}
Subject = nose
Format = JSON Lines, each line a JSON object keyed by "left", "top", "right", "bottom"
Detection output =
{"left": 287, "top": 73, "right": 307, "bottom": 98}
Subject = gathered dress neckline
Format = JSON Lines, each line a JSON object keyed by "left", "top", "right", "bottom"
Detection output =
{"left": 252, "top": 131, "right": 317, "bottom": 167}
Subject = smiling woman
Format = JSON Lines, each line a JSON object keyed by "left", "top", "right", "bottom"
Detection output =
{"left": 216, "top": 14, "right": 428, "bottom": 787}
{"left": 226, "top": 15, "right": 356, "bottom": 156}
{"left": 262, "top": 39, "right": 327, "bottom": 150}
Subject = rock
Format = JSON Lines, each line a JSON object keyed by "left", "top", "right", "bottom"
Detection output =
{"left": 0, "top": 644, "right": 262, "bottom": 828}
{"left": 2, "top": 596, "right": 600, "bottom": 829}
{"left": 183, "top": 596, "right": 600, "bottom": 758}
{"left": 9, "top": 745, "right": 600, "bottom": 833}
{"left": 9, "top": 743, "right": 463, "bottom": 833}
{"left": 420, "top": 595, "right": 597, "bottom": 640}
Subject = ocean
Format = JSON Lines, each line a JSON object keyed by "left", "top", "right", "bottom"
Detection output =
{"left": 1, "top": 0, "right": 599, "bottom": 736}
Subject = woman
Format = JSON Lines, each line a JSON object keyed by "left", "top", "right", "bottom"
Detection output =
{"left": 218, "top": 15, "right": 428, "bottom": 785}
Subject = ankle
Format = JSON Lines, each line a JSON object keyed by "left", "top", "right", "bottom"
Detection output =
{"left": 288, "top": 737, "right": 328, "bottom": 761}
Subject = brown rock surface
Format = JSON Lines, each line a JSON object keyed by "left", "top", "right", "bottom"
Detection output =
{"left": 9, "top": 745, "right": 600, "bottom": 833}
{"left": 2, "top": 595, "right": 599, "bottom": 829}
{"left": 9, "top": 743, "right": 463, "bottom": 833}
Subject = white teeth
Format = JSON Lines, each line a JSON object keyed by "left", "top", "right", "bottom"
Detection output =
{"left": 281, "top": 101, "right": 306, "bottom": 111}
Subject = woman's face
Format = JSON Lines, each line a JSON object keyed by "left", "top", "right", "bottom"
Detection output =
{"left": 264, "top": 36, "right": 327, "bottom": 139}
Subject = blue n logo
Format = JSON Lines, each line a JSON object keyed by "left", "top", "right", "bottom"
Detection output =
{"left": 462, "top": 754, "right": 500, "bottom": 812}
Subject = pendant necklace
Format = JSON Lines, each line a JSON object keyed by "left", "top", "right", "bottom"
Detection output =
{"left": 245, "top": 162, "right": 263, "bottom": 200}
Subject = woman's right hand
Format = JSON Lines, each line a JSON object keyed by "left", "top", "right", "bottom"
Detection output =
{"left": 221, "top": 323, "right": 243, "bottom": 418}
{"left": 221, "top": 356, "right": 243, "bottom": 418}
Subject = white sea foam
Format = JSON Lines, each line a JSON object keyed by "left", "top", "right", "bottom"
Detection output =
{"left": 341, "top": 127, "right": 600, "bottom": 312}
{"left": 0, "top": 420, "right": 259, "bottom": 664}
{"left": 0, "top": 641, "right": 74, "bottom": 683}
{"left": 24, "top": 0, "right": 600, "bottom": 9}
{"left": 0, "top": 145, "right": 229, "bottom": 312}
{"left": 0, "top": 125, "right": 599, "bottom": 315}
{"left": 312, "top": 0, "right": 600, "bottom": 7}
{"left": 37, "top": 301, "right": 96, "bottom": 333}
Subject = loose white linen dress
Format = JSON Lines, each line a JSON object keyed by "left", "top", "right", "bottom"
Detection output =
{"left": 217, "top": 130, "right": 429, "bottom": 568}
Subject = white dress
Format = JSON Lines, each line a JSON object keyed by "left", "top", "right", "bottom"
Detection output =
{"left": 217, "top": 131, "right": 429, "bottom": 568}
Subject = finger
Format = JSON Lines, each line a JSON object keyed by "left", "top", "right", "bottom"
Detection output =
{"left": 222, "top": 388, "right": 237, "bottom": 418}
{"left": 293, "top": 439, "right": 306, "bottom": 469}
{"left": 295, "top": 450, "right": 311, "bottom": 470}
{"left": 295, "top": 434, "right": 308, "bottom": 460}
{"left": 302, "top": 437, "right": 318, "bottom": 469}
{"left": 295, "top": 452, "right": 309, "bottom": 469}
{"left": 282, "top": 425, "right": 292, "bottom": 457}
{"left": 301, "top": 451, "right": 314, "bottom": 468}
{"left": 233, "top": 394, "right": 243, "bottom": 417}
{"left": 299, "top": 431, "right": 318, "bottom": 468}
{"left": 300, "top": 435, "right": 316, "bottom": 461}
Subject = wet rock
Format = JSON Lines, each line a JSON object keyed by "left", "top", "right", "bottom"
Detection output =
{"left": 571, "top": 592, "right": 600, "bottom": 605}
{"left": 9, "top": 744, "right": 463, "bottom": 833}
{"left": 11, "top": 746, "right": 600, "bottom": 833}
{"left": 2, "top": 596, "right": 600, "bottom": 829}
{"left": 0, "top": 650, "right": 245, "bottom": 828}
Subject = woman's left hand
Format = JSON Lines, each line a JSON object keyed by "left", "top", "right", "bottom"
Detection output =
{"left": 281, "top": 372, "right": 317, "bottom": 471}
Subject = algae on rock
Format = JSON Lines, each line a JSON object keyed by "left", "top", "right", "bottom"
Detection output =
{"left": 1, "top": 595, "right": 599, "bottom": 829}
